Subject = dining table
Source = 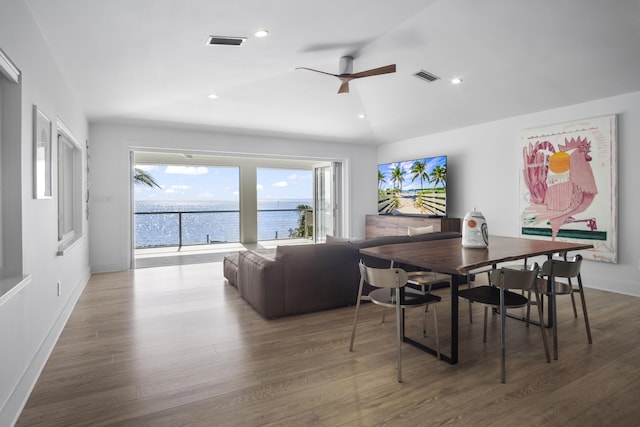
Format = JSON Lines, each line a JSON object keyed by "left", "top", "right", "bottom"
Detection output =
{"left": 358, "top": 235, "right": 594, "bottom": 364}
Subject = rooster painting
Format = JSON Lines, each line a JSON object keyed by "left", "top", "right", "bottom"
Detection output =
{"left": 522, "top": 136, "right": 598, "bottom": 240}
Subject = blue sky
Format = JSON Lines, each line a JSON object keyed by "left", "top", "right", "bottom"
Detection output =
{"left": 134, "top": 165, "right": 312, "bottom": 201}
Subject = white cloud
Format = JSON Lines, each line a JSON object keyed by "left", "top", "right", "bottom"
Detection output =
{"left": 256, "top": 184, "right": 264, "bottom": 191}
{"left": 135, "top": 164, "right": 158, "bottom": 171}
{"left": 165, "top": 165, "right": 208, "bottom": 175}
{"left": 287, "top": 173, "right": 309, "bottom": 181}
{"left": 165, "top": 184, "right": 189, "bottom": 194}
{"left": 198, "top": 192, "right": 214, "bottom": 198}
{"left": 273, "top": 181, "right": 288, "bottom": 187}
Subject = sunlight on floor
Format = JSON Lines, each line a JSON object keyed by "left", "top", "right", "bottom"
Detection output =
{"left": 134, "top": 238, "right": 313, "bottom": 268}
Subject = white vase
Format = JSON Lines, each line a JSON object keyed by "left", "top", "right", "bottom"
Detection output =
{"left": 462, "top": 210, "right": 489, "bottom": 248}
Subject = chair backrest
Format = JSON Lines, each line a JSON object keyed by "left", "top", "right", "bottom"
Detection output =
{"left": 489, "top": 263, "right": 539, "bottom": 291}
{"left": 359, "top": 261, "right": 408, "bottom": 289}
{"left": 541, "top": 254, "right": 583, "bottom": 278}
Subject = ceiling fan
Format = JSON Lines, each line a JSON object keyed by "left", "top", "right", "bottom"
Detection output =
{"left": 296, "top": 56, "right": 396, "bottom": 94}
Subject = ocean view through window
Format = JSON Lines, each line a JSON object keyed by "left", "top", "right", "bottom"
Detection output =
{"left": 134, "top": 164, "right": 312, "bottom": 248}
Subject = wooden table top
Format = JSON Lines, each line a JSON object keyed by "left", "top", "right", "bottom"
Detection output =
{"left": 359, "top": 235, "right": 593, "bottom": 275}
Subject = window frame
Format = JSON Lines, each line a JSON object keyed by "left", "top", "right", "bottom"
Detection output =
{"left": 57, "top": 119, "right": 82, "bottom": 246}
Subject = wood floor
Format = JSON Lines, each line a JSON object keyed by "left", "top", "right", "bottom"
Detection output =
{"left": 17, "top": 262, "right": 640, "bottom": 426}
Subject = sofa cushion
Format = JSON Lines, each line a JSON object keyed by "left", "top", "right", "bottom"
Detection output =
{"left": 408, "top": 225, "right": 434, "bottom": 236}
{"left": 352, "top": 234, "right": 414, "bottom": 249}
{"left": 410, "top": 231, "right": 461, "bottom": 242}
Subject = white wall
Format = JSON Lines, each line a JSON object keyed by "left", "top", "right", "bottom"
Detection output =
{"left": 88, "top": 123, "right": 378, "bottom": 272}
{"left": 379, "top": 91, "right": 640, "bottom": 297}
{"left": 0, "top": 1, "right": 91, "bottom": 425}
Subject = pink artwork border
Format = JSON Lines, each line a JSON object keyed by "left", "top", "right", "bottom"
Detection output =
{"left": 519, "top": 115, "right": 617, "bottom": 263}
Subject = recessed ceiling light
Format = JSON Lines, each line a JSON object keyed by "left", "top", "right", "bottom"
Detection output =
{"left": 254, "top": 29, "right": 270, "bottom": 38}
{"left": 208, "top": 93, "right": 218, "bottom": 99}
{"left": 451, "top": 78, "right": 463, "bottom": 84}
{"left": 358, "top": 113, "right": 367, "bottom": 119}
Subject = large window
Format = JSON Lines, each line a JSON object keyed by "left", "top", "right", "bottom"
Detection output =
{"left": 57, "top": 129, "right": 81, "bottom": 245}
{"left": 131, "top": 151, "right": 343, "bottom": 261}
{"left": 133, "top": 164, "right": 240, "bottom": 248}
{"left": 256, "top": 168, "right": 312, "bottom": 240}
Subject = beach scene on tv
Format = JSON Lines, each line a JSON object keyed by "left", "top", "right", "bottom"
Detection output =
{"left": 378, "top": 155, "right": 447, "bottom": 216}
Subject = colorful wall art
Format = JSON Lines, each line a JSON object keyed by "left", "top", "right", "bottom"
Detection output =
{"left": 519, "top": 115, "right": 617, "bottom": 263}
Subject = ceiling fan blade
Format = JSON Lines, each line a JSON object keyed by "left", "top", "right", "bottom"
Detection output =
{"left": 297, "top": 62, "right": 394, "bottom": 95}
{"left": 337, "top": 80, "right": 350, "bottom": 94}
{"left": 295, "top": 67, "right": 339, "bottom": 78}
{"left": 349, "top": 64, "right": 396, "bottom": 79}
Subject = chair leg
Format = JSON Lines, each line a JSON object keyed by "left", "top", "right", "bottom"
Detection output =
{"left": 349, "top": 278, "right": 365, "bottom": 351}
{"left": 577, "top": 274, "right": 593, "bottom": 344}
{"left": 551, "top": 277, "right": 559, "bottom": 360}
{"left": 467, "top": 274, "right": 473, "bottom": 323}
{"left": 567, "top": 277, "right": 578, "bottom": 318}
{"left": 423, "top": 304, "right": 428, "bottom": 337}
{"left": 570, "top": 292, "right": 578, "bottom": 318}
{"left": 534, "top": 290, "right": 551, "bottom": 363}
{"left": 433, "top": 304, "right": 440, "bottom": 360}
{"left": 483, "top": 306, "right": 488, "bottom": 343}
{"left": 525, "top": 290, "right": 532, "bottom": 328}
{"left": 349, "top": 300, "right": 362, "bottom": 351}
{"left": 500, "top": 290, "right": 506, "bottom": 383}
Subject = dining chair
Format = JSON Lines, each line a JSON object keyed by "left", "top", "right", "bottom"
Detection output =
{"left": 458, "top": 264, "right": 551, "bottom": 383}
{"left": 380, "top": 269, "right": 449, "bottom": 336}
{"left": 466, "top": 259, "right": 528, "bottom": 323}
{"left": 349, "top": 261, "right": 442, "bottom": 383}
{"left": 406, "top": 270, "right": 450, "bottom": 337}
{"left": 466, "top": 266, "right": 492, "bottom": 323}
{"left": 528, "top": 254, "right": 592, "bottom": 360}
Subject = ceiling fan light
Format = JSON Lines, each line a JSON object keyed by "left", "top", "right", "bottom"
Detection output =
{"left": 358, "top": 113, "right": 367, "bottom": 119}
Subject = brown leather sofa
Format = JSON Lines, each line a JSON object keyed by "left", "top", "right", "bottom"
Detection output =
{"left": 223, "top": 232, "right": 461, "bottom": 319}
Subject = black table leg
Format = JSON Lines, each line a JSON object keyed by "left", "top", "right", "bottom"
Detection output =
{"left": 450, "top": 274, "right": 460, "bottom": 364}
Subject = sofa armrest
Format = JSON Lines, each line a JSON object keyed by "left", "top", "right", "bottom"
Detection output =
{"left": 237, "top": 250, "right": 285, "bottom": 319}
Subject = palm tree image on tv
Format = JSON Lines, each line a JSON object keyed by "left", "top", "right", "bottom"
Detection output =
{"left": 378, "top": 156, "right": 447, "bottom": 216}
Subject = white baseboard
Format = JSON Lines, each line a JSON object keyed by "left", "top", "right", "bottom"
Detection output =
{"left": 0, "top": 270, "right": 90, "bottom": 427}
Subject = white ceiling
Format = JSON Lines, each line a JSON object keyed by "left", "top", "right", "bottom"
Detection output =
{"left": 26, "top": 0, "right": 640, "bottom": 145}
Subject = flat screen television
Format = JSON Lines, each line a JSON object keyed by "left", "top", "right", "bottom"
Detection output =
{"left": 378, "top": 155, "right": 447, "bottom": 217}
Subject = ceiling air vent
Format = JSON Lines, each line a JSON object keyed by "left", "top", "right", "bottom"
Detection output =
{"left": 414, "top": 70, "right": 440, "bottom": 82}
{"left": 206, "top": 35, "right": 247, "bottom": 46}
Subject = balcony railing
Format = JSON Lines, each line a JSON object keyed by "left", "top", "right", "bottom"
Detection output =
{"left": 134, "top": 208, "right": 309, "bottom": 249}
